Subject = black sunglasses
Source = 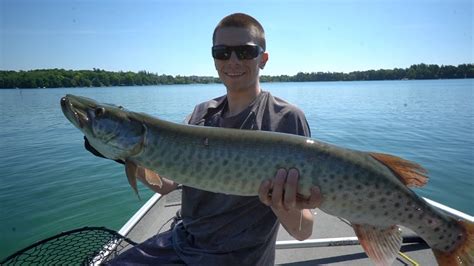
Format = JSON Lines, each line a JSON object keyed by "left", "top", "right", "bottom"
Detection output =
{"left": 212, "top": 44, "right": 264, "bottom": 60}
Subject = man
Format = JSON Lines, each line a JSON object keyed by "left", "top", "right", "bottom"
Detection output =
{"left": 97, "top": 13, "right": 322, "bottom": 265}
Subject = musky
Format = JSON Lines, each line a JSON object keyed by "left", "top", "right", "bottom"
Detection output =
{"left": 1, "top": 0, "right": 472, "bottom": 76}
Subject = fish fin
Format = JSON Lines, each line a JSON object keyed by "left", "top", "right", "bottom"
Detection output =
{"left": 353, "top": 224, "right": 403, "bottom": 266}
{"left": 140, "top": 167, "right": 163, "bottom": 188}
{"left": 125, "top": 160, "right": 141, "bottom": 200}
{"left": 369, "top": 152, "right": 428, "bottom": 187}
{"left": 432, "top": 220, "right": 474, "bottom": 266}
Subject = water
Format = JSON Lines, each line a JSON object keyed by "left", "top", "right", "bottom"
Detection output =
{"left": 0, "top": 79, "right": 473, "bottom": 258}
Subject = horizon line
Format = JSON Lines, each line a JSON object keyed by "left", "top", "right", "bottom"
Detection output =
{"left": 1, "top": 62, "right": 473, "bottom": 77}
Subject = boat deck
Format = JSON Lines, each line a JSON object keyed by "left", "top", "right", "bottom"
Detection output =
{"left": 116, "top": 188, "right": 442, "bottom": 265}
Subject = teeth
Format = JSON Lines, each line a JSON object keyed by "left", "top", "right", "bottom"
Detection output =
{"left": 226, "top": 72, "right": 244, "bottom": 77}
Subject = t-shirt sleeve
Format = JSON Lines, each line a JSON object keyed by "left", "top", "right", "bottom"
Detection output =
{"left": 276, "top": 107, "right": 311, "bottom": 138}
{"left": 185, "top": 102, "right": 209, "bottom": 125}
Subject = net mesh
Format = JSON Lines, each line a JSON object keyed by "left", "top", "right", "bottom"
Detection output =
{"left": 1, "top": 227, "right": 136, "bottom": 265}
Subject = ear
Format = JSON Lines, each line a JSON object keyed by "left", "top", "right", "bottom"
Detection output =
{"left": 259, "top": 52, "right": 269, "bottom": 69}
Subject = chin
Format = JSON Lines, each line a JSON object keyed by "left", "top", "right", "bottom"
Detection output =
{"left": 225, "top": 83, "right": 256, "bottom": 93}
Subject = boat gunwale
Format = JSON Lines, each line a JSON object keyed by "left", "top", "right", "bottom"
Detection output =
{"left": 118, "top": 194, "right": 474, "bottom": 248}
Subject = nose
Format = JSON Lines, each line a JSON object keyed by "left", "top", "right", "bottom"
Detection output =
{"left": 228, "top": 51, "right": 240, "bottom": 63}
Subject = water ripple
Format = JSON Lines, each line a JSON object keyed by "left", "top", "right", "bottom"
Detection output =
{"left": 1, "top": 80, "right": 473, "bottom": 258}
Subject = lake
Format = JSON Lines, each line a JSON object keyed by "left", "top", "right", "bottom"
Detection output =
{"left": 0, "top": 79, "right": 473, "bottom": 259}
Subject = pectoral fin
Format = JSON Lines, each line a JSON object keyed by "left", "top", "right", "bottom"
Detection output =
{"left": 353, "top": 224, "right": 403, "bottom": 266}
{"left": 139, "top": 167, "right": 163, "bottom": 188}
{"left": 125, "top": 160, "right": 141, "bottom": 200}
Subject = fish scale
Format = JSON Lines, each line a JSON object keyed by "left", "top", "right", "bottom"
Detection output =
{"left": 61, "top": 94, "right": 473, "bottom": 266}
{"left": 141, "top": 123, "right": 307, "bottom": 195}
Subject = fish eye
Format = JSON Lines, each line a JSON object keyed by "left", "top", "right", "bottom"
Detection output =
{"left": 95, "top": 107, "right": 106, "bottom": 117}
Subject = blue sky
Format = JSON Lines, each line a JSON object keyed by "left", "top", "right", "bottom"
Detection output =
{"left": 1, "top": 0, "right": 472, "bottom": 76}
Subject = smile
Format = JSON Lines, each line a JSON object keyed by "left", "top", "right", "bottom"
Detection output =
{"left": 225, "top": 72, "right": 245, "bottom": 77}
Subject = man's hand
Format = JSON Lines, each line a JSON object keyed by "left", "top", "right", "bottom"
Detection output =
{"left": 258, "top": 168, "right": 322, "bottom": 211}
{"left": 258, "top": 168, "right": 322, "bottom": 241}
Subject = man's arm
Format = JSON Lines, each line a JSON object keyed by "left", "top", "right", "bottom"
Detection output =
{"left": 261, "top": 104, "right": 320, "bottom": 240}
{"left": 259, "top": 169, "right": 322, "bottom": 241}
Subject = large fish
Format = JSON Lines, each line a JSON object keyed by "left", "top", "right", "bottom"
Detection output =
{"left": 61, "top": 94, "right": 473, "bottom": 266}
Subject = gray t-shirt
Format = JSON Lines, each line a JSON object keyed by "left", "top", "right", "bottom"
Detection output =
{"left": 173, "top": 91, "right": 311, "bottom": 265}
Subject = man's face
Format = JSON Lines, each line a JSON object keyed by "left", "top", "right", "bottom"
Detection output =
{"left": 213, "top": 27, "right": 268, "bottom": 93}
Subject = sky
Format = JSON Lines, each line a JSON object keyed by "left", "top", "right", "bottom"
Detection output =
{"left": 0, "top": 0, "right": 472, "bottom": 76}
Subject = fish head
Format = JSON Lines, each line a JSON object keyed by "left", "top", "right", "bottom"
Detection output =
{"left": 61, "top": 94, "right": 145, "bottom": 160}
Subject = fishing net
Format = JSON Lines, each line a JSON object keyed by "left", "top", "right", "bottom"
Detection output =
{"left": 0, "top": 227, "right": 136, "bottom": 265}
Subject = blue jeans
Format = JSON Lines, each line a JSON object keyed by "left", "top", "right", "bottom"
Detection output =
{"left": 107, "top": 230, "right": 185, "bottom": 265}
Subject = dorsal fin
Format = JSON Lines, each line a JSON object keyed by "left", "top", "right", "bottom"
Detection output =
{"left": 369, "top": 152, "right": 428, "bottom": 188}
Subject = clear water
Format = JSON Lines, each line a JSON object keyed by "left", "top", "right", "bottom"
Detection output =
{"left": 0, "top": 79, "right": 472, "bottom": 258}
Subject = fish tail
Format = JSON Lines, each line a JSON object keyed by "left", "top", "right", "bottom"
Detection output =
{"left": 433, "top": 220, "right": 474, "bottom": 266}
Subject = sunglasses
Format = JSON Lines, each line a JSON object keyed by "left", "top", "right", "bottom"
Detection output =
{"left": 212, "top": 44, "right": 264, "bottom": 60}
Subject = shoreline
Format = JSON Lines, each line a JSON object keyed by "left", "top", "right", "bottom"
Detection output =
{"left": 1, "top": 77, "right": 473, "bottom": 90}
{"left": 1, "top": 63, "right": 473, "bottom": 89}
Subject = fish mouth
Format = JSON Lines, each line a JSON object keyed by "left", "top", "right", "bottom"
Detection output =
{"left": 60, "top": 96, "right": 89, "bottom": 129}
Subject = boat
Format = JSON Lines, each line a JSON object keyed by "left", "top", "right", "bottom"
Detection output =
{"left": 106, "top": 188, "right": 474, "bottom": 265}
{"left": 2, "top": 187, "right": 473, "bottom": 265}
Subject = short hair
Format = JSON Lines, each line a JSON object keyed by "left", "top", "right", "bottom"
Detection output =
{"left": 212, "top": 13, "right": 266, "bottom": 51}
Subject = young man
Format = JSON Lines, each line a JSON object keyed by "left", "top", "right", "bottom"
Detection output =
{"left": 102, "top": 13, "right": 322, "bottom": 265}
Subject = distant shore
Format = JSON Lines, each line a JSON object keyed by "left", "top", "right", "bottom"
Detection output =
{"left": 1, "top": 63, "right": 472, "bottom": 89}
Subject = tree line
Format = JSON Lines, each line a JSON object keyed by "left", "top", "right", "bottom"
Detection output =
{"left": 0, "top": 69, "right": 220, "bottom": 89}
{"left": 0, "top": 63, "right": 472, "bottom": 89}
{"left": 261, "top": 63, "right": 473, "bottom": 82}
